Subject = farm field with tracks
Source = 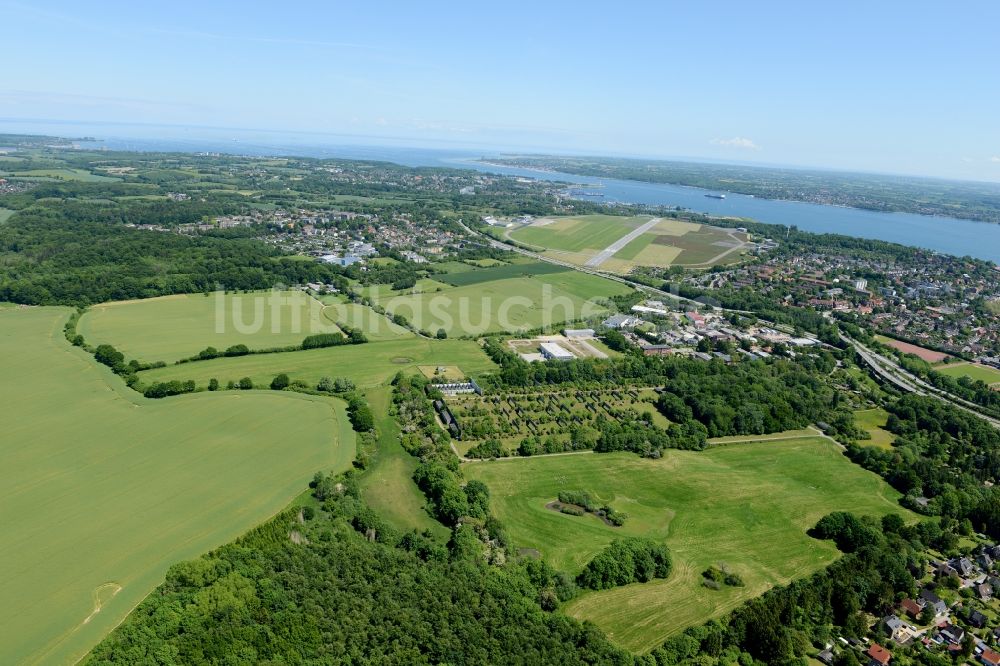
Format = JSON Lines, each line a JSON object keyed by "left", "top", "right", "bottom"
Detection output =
{"left": 137, "top": 336, "right": 497, "bottom": 390}
{"left": 79, "top": 290, "right": 340, "bottom": 363}
{"left": 0, "top": 307, "right": 354, "bottom": 665}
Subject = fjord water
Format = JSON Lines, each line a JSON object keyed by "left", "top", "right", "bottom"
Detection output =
{"left": 17, "top": 120, "right": 999, "bottom": 263}
{"left": 452, "top": 159, "right": 1000, "bottom": 264}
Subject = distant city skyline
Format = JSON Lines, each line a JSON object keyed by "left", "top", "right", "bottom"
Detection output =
{"left": 3, "top": 1, "right": 1000, "bottom": 182}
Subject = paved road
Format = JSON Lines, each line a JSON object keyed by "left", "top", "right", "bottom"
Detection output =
{"left": 584, "top": 217, "right": 662, "bottom": 268}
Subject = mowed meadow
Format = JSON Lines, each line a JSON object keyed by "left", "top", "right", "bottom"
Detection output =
{"left": 465, "top": 436, "right": 910, "bottom": 653}
{"left": 0, "top": 307, "right": 355, "bottom": 665}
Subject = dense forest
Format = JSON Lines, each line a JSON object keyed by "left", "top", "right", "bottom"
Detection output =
{"left": 848, "top": 394, "right": 1000, "bottom": 538}
{"left": 0, "top": 210, "right": 348, "bottom": 305}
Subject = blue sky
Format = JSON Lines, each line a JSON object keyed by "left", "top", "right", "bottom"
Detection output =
{"left": 3, "top": 1, "right": 1000, "bottom": 181}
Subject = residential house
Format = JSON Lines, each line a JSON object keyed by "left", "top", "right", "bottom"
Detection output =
{"left": 883, "top": 616, "right": 912, "bottom": 643}
{"left": 952, "top": 557, "right": 976, "bottom": 577}
{"left": 920, "top": 589, "right": 947, "bottom": 616}
{"left": 866, "top": 643, "right": 892, "bottom": 666}
{"left": 899, "top": 598, "right": 922, "bottom": 619}
{"left": 981, "top": 649, "right": 1000, "bottom": 666}
{"left": 938, "top": 623, "right": 964, "bottom": 645}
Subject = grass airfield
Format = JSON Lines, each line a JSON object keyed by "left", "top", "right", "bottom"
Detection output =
{"left": 509, "top": 214, "right": 749, "bottom": 272}
{"left": 0, "top": 307, "right": 354, "bottom": 665}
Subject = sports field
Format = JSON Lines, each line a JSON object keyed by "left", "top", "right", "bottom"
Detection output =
{"left": 0, "top": 307, "right": 355, "bottom": 665}
{"left": 371, "top": 272, "right": 627, "bottom": 336}
{"left": 465, "top": 436, "right": 908, "bottom": 652}
{"left": 79, "top": 290, "right": 340, "bottom": 363}
{"left": 137, "top": 337, "right": 497, "bottom": 389}
{"left": 509, "top": 215, "right": 748, "bottom": 272}
{"left": 934, "top": 361, "right": 1000, "bottom": 386}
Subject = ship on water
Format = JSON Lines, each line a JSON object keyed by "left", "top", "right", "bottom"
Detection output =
{"left": 704, "top": 193, "right": 726, "bottom": 199}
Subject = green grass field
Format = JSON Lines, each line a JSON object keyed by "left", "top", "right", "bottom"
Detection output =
{"left": 0, "top": 207, "right": 14, "bottom": 224}
{"left": 854, "top": 408, "right": 896, "bottom": 449}
{"left": 934, "top": 362, "right": 1000, "bottom": 385}
{"left": 510, "top": 215, "right": 649, "bottom": 253}
{"left": 79, "top": 290, "right": 341, "bottom": 363}
{"left": 370, "top": 271, "right": 628, "bottom": 336}
{"left": 0, "top": 307, "right": 355, "bottom": 665}
{"left": 359, "top": 387, "right": 448, "bottom": 537}
{"left": 465, "top": 437, "right": 909, "bottom": 652}
{"left": 137, "top": 337, "right": 496, "bottom": 389}
{"left": 318, "top": 294, "right": 414, "bottom": 341}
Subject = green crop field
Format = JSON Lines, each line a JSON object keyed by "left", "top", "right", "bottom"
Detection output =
{"left": 465, "top": 437, "right": 909, "bottom": 652}
{"left": 373, "top": 276, "right": 615, "bottom": 335}
{"left": 854, "top": 408, "right": 896, "bottom": 449}
{"left": 138, "top": 337, "right": 497, "bottom": 390}
{"left": 437, "top": 260, "right": 569, "bottom": 286}
{"left": 0, "top": 307, "right": 355, "bottom": 665}
{"left": 934, "top": 362, "right": 1000, "bottom": 385}
{"left": 433, "top": 260, "right": 478, "bottom": 273}
{"left": 79, "top": 290, "right": 341, "bottom": 363}
{"left": 13, "top": 167, "right": 119, "bottom": 182}
{"left": 318, "top": 294, "right": 414, "bottom": 341}
{"left": 510, "top": 215, "right": 650, "bottom": 253}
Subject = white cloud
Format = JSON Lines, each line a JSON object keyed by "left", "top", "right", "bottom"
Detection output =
{"left": 711, "top": 137, "right": 760, "bottom": 150}
{"left": 990, "top": 156, "right": 1000, "bottom": 163}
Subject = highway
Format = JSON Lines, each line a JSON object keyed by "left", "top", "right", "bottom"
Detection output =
{"left": 846, "top": 334, "right": 1000, "bottom": 429}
